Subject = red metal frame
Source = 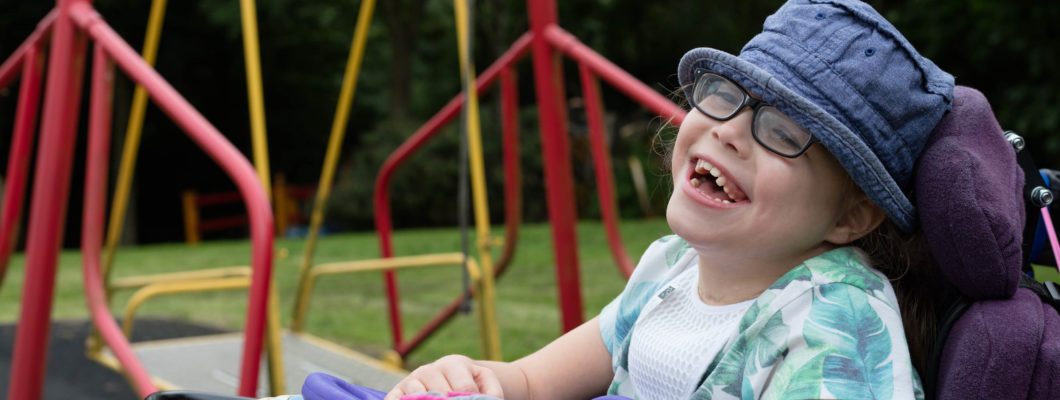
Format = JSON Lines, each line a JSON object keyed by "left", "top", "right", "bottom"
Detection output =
{"left": 372, "top": 0, "right": 688, "bottom": 355}
{"left": 0, "top": 40, "right": 44, "bottom": 288}
{"left": 1, "top": 1, "right": 274, "bottom": 398}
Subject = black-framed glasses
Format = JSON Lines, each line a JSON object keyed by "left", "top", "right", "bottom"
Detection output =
{"left": 690, "top": 69, "right": 818, "bottom": 158}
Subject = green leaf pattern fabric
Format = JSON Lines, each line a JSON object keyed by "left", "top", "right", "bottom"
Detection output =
{"left": 598, "top": 236, "right": 922, "bottom": 399}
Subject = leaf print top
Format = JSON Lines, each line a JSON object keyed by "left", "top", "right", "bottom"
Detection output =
{"left": 599, "top": 235, "right": 923, "bottom": 400}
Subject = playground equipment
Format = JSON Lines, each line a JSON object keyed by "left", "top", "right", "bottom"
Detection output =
{"left": 100, "top": 0, "right": 499, "bottom": 395}
{"left": 0, "top": 0, "right": 274, "bottom": 399}
{"left": 61, "top": 0, "right": 293, "bottom": 395}
{"left": 1, "top": 0, "right": 684, "bottom": 398}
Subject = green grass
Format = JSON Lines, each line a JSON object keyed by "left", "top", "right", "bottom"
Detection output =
{"left": 1033, "top": 264, "right": 1060, "bottom": 284}
{"left": 0, "top": 218, "right": 672, "bottom": 367}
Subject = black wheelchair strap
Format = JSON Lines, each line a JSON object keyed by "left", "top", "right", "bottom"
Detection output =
{"left": 924, "top": 294, "right": 973, "bottom": 400}
{"left": 1019, "top": 273, "right": 1060, "bottom": 312}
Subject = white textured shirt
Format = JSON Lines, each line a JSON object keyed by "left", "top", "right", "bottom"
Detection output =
{"left": 627, "top": 264, "right": 754, "bottom": 400}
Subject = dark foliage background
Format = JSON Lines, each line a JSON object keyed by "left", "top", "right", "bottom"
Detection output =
{"left": 0, "top": 0, "right": 1055, "bottom": 245}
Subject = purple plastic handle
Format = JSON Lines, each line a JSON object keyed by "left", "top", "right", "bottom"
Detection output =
{"left": 302, "top": 373, "right": 387, "bottom": 400}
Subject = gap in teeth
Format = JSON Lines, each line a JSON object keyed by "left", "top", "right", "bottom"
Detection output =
{"left": 690, "top": 173, "right": 737, "bottom": 203}
{"left": 692, "top": 158, "right": 739, "bottom": 203}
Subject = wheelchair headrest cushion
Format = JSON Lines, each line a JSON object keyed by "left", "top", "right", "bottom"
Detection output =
{"left": 914, "top": 86, "right": 1024, "bottom": 299}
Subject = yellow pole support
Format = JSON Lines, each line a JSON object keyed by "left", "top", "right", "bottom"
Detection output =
{"left": 100, "top": 0, "right": 168, "bottom": 286}
{"left": 182, "top": 190, "right": 200, "bottom": 245}
{"left": 121, "top": 277, "right": 251, "bottom": 339}
{"left": 293, "top": 253, "right": 467, "bottom": 336}
{"left": 453, "top": 0, "right": 500, "bottom": 361}
{"left": 292, "top": 0, "right": 377, "bottom": 332}
{"left": 109, "top": 266, "right": 251, "bottom": 290}
{"left": 239, "top": 0, "right": 271, "bottom": 199}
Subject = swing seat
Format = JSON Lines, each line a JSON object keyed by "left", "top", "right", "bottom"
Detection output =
{"left": 915, "top": 85, "right": 1060, "bottom": 399}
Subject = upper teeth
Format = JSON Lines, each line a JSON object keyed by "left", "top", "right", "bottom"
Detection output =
{"left": 694, "top": 161, "right": 709, "bottom": 175}
{"left": 693, "top": 159, "right": 741, "bottom": 203}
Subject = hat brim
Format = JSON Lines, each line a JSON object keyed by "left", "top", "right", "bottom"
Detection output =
{"left": 678, "top": 47, "right": 916, "bottom": 231}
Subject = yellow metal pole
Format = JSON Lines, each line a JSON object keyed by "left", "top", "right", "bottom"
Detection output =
{"left": 100, "top": 0, "right": 168, "bottom": 286}
{"left": 292, "top": 0, "right": 377, "bottom": 331}
{"left": 239, "top": 0, "right": 271, "bottom": 198}
{"left": 237, "top": 1, "right": 283, "bottom": 393}
{"left": 454, "top": 0, "right": 500, "bottom": 361}
{"left": 121, "top": 277, "right": 251, "bottom": 339}
{"left": 109, "top": 266, "right": 251, "bottom": 290}
{"left": 294, "top": 253, "right": 467, "bottom": 339}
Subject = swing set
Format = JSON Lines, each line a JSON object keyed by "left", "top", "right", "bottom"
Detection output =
{"left": 0, "top": 0, "right": 686, "bottom": 398}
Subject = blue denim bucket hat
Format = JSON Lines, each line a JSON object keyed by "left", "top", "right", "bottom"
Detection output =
{"left": 678, "top": 0, "right": 955, "bottom": 231}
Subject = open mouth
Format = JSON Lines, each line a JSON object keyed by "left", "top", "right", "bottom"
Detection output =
{"left": 688, "top": 158, "right": 748, "bottom": 204}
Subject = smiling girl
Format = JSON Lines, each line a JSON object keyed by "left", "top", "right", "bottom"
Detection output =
{"left": 384, "top": 1, "right": 953, "bottom": 399}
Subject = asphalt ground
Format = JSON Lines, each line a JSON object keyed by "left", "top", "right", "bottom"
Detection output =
{"left": 0, "top": 318, "right": 227, "bottom": 400}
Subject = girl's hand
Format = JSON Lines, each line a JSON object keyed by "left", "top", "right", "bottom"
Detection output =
{"left": 384, "top": 355, "right": 505, "bottom": 400}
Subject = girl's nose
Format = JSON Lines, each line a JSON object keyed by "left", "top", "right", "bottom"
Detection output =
{"left": 710, "top": 108, "right": 754, "bottom": 158}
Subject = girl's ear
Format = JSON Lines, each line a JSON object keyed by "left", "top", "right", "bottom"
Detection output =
{"left": 826, "top": 194, "right": 887, "bottom": 245}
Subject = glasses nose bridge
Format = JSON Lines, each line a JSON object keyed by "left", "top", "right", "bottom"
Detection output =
{"left": 711, "top": 105, "right": 757, "bottom": 158}
{"left": 741, "top": 96, "right": 764, "bottom": 112}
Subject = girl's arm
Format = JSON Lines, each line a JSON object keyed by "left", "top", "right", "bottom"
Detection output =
{"left": 385, "top": 316, "right": 614, "bottom": 400}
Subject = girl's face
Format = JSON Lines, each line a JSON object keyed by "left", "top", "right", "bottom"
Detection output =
{"left": 667, "top": 96, "right": 855, "bottom": 270}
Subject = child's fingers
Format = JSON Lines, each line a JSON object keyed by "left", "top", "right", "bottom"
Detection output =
{"left": 470, "top": 365, "right": 504, "bottom": 398}
{"left": 438, "top": 362, "right": 480, "bottom": 393}
{"left": 385, "top": 377, "right": 429, "bottom": 400}
{"left": 419, "top": 370, "right": 455, "bottom": 394}
{"left": 383, "top": 387, "right": 404, "bottom": 400}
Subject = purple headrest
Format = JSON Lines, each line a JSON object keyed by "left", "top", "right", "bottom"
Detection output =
{"left": 914, "top": 86, "right": 1024, "bottom": 299}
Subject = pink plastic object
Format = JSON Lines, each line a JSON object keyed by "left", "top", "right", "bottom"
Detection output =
{"left": 400, "top": 393, "right": 480, "bottom": 400}
{"left": 1043, "top": 207, "right": 1060, "bottom": 273}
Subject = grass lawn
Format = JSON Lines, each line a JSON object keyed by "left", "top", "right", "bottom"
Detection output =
{"left": 0, "top": 218, "right": 672, "bottom": 368}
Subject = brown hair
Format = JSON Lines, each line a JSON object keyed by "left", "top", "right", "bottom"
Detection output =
{"left": 853, "top": 218, "right": 958, "bottom": 375}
